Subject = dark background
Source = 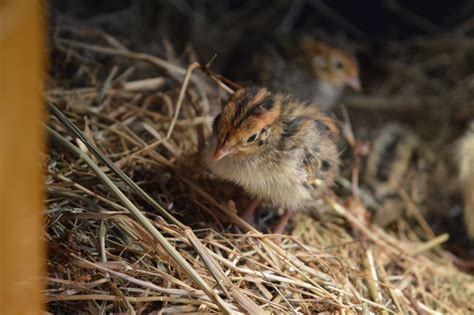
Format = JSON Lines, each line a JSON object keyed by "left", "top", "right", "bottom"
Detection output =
{"left": 50, "top": 0, "right": 473, "bottom": 40}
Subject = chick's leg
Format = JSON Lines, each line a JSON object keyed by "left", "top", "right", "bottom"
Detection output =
{"left": 240, "top": 197, "right": 260, "bottom": 226}
{"left": 272, "top": 209, "right": 291, "bottom": 234}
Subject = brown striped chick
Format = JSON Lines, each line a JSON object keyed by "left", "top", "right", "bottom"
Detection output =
{"left": 299, "top": 38, "right": 361, "bottom": 110}
{"left": 226, "top": 37, "right": 360, "bottom": 111}
{"left": 458, "top": 122, "right": 474, "bottom": 239}
{"left": 202, "top": 86, "right": 340, "bottom": 233}
{"left": 364, "top": 123, "right": 447, "bottom": 227}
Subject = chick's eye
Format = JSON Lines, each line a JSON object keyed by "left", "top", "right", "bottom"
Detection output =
{"left": 246, "top": 133, "right": 259, "bottom": 144}
{"left": 335, "top": 60, "right": 344, "bottom": 69}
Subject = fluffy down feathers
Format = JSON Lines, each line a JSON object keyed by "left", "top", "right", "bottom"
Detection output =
{"left": 203, "top": 87, "right": 340, "bottom": 211}
{"left": 458, "top": 122, "right": 474, "bottom": 239}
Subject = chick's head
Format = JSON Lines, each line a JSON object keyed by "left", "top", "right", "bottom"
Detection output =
{"left": 301, "top": 38, "right": 361, "bottom": 91}
{"left": 212, "top": 87, "right": 280, "bottom": 161}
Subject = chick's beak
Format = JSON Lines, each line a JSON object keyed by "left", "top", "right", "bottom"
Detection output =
{"left": 213, "top": 144, "right": 232, "bottom": 161}
{"left": 346, "top": 77, "right": 361, "bottom": 92}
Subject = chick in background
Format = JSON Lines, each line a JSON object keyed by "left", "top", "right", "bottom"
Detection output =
{"left": 225, "top": 36, "right": 361, "bottom": 111}
{"left": 458, "top": 122, "right": 474, "bottom": 240}
{"left": 299, "top": 37, "right": 361, "bottom": 110}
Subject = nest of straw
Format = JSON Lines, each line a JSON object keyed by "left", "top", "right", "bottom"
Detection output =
{"left": 45, "top": 29, "right": 474, "bottom": 314}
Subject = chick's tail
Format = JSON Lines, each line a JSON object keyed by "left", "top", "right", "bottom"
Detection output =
{"left": 458, "top": 123, "right": 474, "bottom": 239}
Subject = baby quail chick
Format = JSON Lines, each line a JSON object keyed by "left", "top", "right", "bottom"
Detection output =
{"left": 299, "top": 38, "right": 361, "bottom": 110}
{"left": 363, "top": 123, "right": 447, "bottom": 227}
{"left": 203, "top": 87, "right": 340, "bottom": 233}
{"left": 363, "top": 124, "right": 419, "bottom": 226}
{"left": 226, "top": 37, "right": 360, "bottom": 111}
{"left": 458, "top": 122, "right": 474, "bottom": 239}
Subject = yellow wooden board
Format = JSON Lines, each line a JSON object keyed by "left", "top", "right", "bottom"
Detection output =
{"left": 0, "top": 1, "right": 44, "bottom": 313}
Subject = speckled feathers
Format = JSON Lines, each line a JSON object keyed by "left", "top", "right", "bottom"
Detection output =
{"left": 203, "top": 87, "right": 341, "bottom": 211}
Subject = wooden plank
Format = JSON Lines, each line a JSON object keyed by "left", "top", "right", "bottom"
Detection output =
{"left": 0, "top": 1, "right": 45, "bottom": 313}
